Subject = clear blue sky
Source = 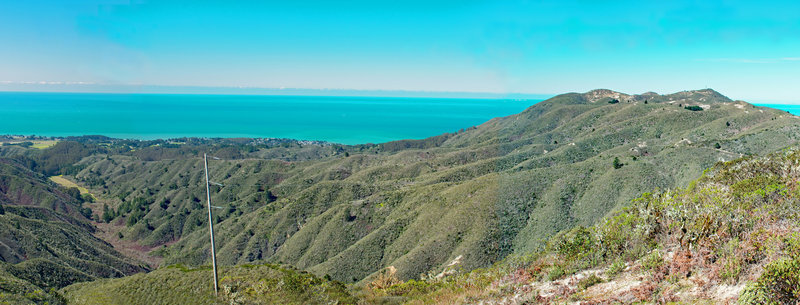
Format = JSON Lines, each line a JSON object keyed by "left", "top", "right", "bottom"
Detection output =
{"left": 1, "top": 0, "right": 799, "bottom": 102}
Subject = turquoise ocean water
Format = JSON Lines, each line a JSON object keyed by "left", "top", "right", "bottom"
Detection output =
{"left": 0, "top": 92, "right": 540, "bottom": 145}
{"left": 754, "top": 103, "right": 800, "bottom": 116}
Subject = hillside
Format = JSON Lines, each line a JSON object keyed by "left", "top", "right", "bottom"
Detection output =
{"left": 60, "top": 263, "right": 356, "bottom": 305}
{"left": 55, "top": 132, "right": 800, "bottom": 304}
{"left": 0, "top": 158, "right": 148, "bottom": 304}
{"left": 363, "top": 146, "right": 800, "bottom": 304}
{"left": 23, "top": 88, "right": 795, "bottom": 286}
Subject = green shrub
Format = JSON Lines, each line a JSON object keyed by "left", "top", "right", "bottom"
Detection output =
{"left": 740, "top": 258, "right": 800, "bottom": 304}
{"left": 577, "top": 274, "right": 604, "bottom": 290}
{"left": 81, "top": 193, "right": 95, "bottom": 203}
{"left": 719, "top": 256, "right": 743, "bottom": 283}
{"left": 684, "top": 105, "right": 703, "bottom": 111}
{"left": 547, "top": 265, "right": 565, "bottom": 281}
{"left": 555, "top": 226, "right": 596, "bottom": 260}
{"left": 613, "top": 157, "right": 623, "bottom": 169}
{"left": 641, "top": 250, "right": 664, "bottom": 273}
{"left": 385, "top": 279, "right": 442, "bottom": 296}
{"left": 606, "top": 258, "right": 626, "bottom": 277}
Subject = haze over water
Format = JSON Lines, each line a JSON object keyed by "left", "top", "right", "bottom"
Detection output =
{"left": 0, "top": 92, "right": 540, "bottom": 144}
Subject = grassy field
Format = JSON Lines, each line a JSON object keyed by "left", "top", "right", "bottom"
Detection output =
{"left": 0, "top": 140, "right": 59, "bottom": 149}
{"left": 31, "top": 140, "right": 59, "bottom": 149}
{"left": 49, "top": 175, "right": 92, "bottom": 195}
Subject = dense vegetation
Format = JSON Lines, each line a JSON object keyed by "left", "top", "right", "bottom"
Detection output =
{"left": 361, "top": 147, "right": 800, "bottom": 303}
{"left": 51, "top": 143, "right": 800, "bottom": 304}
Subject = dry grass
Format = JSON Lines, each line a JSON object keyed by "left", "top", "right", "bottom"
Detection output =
{"left": 49, "top": 175, "right": 91, "bottom": 195}
{"left": 31, "top": 140, "right": 59, "bottom": 149}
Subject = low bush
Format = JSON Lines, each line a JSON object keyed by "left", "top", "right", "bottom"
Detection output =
{"left": 740, "top": 257, "right": 800, "bottom": 304}
{"left": 577, "top": 274, "right": 604, "bottom": 290}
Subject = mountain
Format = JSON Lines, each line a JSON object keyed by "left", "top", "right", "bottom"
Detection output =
{"left": 32, "top": 88, "right": 798, "bottom": 285}
{"left": 361, "top": 146, "right": 800, "bottom": 304}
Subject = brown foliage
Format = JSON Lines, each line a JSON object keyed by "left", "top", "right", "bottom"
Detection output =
{"left": 367, "top": 266, "right": 401, "bottom": 290}
{"left": 668, "top": 250, "right": 694, "bottom": 278}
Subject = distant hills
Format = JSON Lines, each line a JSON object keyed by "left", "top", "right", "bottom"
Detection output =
{"left": 2, "top": 88, "right": 800, "bottom": 303}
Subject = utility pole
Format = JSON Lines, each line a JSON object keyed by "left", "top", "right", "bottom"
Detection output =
{"left": 204, "top": 153, "right": 219, "bottom": 296}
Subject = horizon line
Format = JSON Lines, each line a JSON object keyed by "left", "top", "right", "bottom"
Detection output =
{"left": 0, "top": 82, "right": 555, "bottom": 100}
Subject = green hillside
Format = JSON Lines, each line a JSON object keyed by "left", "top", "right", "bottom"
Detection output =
{"left": 365, "top": 146, "right": 800, "bottom": 304}
{"left": 0, "top": 159, "right": 148, "bottom": 304}
{"left": 0, "top": 158, "right": 84, "bottom": 216}
{"left": 32, "top": 89, "right": 797, "bottom": 285}
{"left": 54, "top": 122, "right": 800, "bottom": 304}
{"left": 60, "top": 263, "right": 356, "bottom": 305}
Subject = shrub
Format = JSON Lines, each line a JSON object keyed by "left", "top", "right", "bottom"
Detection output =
{"left": 385, "top": 279, "right": 441, "bottom": 296}
{"left": 547, "top": 265, "right": 565, "bottom": 281}
{"left": 641, "top": 250, "right": 664, "bottom": 273}
{"left": 684, "top": 105, "right": 703, "bottom": 111}
{"left": 613, "top": 157, "right": 623, "bottom": 169}
{"left": 81, "top": 193, "right": 95, "bottom": 203}
{"left": 740, "top": 257, "right": 800, "bottom": 304}
{"left": 577, "top": 274, "right": 604, "bottom": 290}
{"left": 367, "top": 266, "right": 401, "bottom": 290}
{"left": 607, "top": 258, "right": 626, "bottom": 277}
{"left": 555, "top": 226, "right": 596, "bottom": 260}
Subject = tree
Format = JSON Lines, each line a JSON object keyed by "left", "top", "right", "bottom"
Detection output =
{"left": 0, "top": 204, "right": 5, "bottom": 215}
{"left": 715, "top": 143, "right": 722, "bottom": 149}
{"left": 66, "top": 187, "right": 82, "bottom": 202}
{"left": 80, "top": 207, "right": 93, "bottom": 219}
{"left": 81, "top": 193, "right": 95, "bottom": 203}
{"left": 102, "top": 204, "right": 114, "bottom": 223}
{"left": 684, "top": 105, "right": 703, "bottom": 111}
{"left": 613, "top": 157, "right": 623, "bottom": 169}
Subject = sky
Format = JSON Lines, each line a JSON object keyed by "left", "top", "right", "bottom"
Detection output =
{"left": 1, "top": 0, "right": 800, "bottom": 102}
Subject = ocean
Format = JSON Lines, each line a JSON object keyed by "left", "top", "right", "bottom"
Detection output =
{"left": 0, "top": 92, "right": 540, "bottom": 144}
